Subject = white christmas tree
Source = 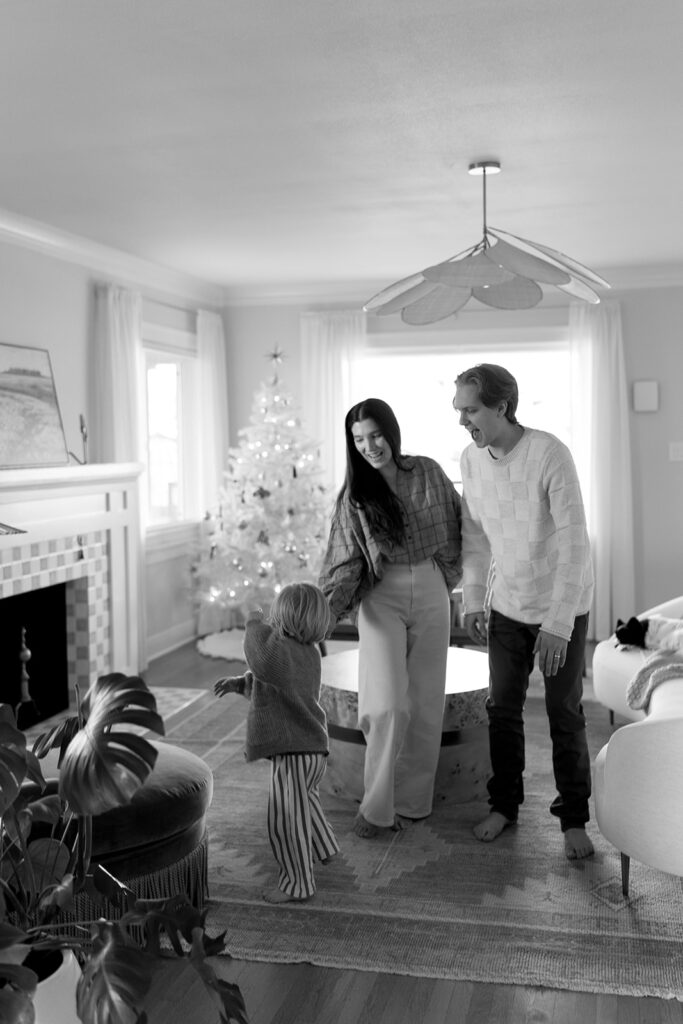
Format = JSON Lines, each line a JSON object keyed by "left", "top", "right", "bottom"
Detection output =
{"left": 194, "top": 350, "right": 331, "bottom": 631}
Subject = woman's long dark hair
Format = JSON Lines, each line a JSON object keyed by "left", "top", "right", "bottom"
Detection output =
{"left": 335, "top": 398, "right": 406, "bottom": 546}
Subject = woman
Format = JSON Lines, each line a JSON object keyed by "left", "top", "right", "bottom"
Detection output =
{"left": 319, "top": 398, "right": 462, "bottom": 837}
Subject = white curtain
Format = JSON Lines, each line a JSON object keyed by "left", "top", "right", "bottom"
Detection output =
{"left": 569, "top": 300, "right": 635, "bottom": 641}
{"left": 92, "top": 283, "right": 148, "bottom": 667}
{"left": 196, "top": 309, "right": 230, "bottom": 515}
{"left": 91, "top": 284, "right": 145, "bottom": 466}
{"left": 300, "top": 310, "right": 366, "bottom": 491}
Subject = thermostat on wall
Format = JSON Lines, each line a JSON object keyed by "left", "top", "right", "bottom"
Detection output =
{"left": 632, "top": 380, "right": 659, "bottom": 413}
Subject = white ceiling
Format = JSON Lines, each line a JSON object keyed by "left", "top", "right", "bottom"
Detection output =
{"left": 1, "top": 1, "right": 682, "bottom": 301}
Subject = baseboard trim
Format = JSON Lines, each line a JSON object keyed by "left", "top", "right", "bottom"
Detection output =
{"left": 147, "top": 620, "right": 197, "bottom": 661}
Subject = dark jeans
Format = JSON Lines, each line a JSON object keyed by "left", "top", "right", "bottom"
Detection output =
{"left": 485, "top": 609, "right": 591, "bottom": 832}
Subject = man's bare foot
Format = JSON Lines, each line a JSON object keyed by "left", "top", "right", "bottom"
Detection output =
{"left": 473, "top": 811, "right": 515, "bottom": 843}
{"left": 262, "top": 888, "right": 310, "bottom": 903}
{"left": 353, "top": 813, "right": 383, "bottom": 838}
{"left": 564, "top": 828, "right": 594, "bottom": 860}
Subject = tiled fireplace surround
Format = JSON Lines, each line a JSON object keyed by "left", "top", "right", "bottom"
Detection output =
{"left": 0, "top": 464, "right": 143, "bottom": 700}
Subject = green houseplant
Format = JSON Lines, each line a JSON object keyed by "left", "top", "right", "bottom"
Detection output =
{"left": 0, "top": 673, "right": 248, "bottom": 1024}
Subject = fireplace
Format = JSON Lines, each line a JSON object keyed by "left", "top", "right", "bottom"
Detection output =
{"left": 3, "top": 582, "right": 68, "bottom": 727}
{"left": 0, "top": 463, "right": 143, "bottom": 718}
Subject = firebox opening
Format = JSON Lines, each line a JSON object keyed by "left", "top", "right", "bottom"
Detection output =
{"left": 2, "top": 582, "right": 69, "bottom": 729}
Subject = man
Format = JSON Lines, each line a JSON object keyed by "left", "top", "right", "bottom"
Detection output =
{"left": 453, "top": 363, "right": 594, "bottom": 860}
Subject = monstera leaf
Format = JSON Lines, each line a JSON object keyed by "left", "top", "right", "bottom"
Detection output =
{"left": 77, "top": 919, "right": 155, "bottom": 1024}
{"left": 0, "top": 709, "right": 30, "bottom": 815}
{"left": 58, "top": 673, "right": 165, "bottom": 817}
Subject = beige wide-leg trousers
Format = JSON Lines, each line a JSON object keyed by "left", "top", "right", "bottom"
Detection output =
{"left": 357, "top": 559, "right": 450, "bottom": 827}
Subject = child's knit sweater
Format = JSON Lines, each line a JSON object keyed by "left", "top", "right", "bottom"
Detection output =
{"left": 238, "top": 617, "right": 329, "bottom": 762}
{"left": 460, "top": 427, "right": 594, "bottom": 640}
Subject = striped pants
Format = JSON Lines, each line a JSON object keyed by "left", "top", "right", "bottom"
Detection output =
{"left": 268, "top": 752, "right": 339, "bottom": 898}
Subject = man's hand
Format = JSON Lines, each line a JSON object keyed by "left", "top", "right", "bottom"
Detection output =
{"left": 464, "top": 611, "right": 488, "bottom": 646}
{"left": 533, "top": 630, "right": 568, "bottom": 677}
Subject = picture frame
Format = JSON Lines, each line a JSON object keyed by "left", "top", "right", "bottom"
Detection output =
{"left": 0, "top": 342, "right": 69, "bottom": 468}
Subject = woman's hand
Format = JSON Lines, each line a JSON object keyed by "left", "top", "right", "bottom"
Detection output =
{"left": 464, "top": 611, "right": 488, "bottom": 646}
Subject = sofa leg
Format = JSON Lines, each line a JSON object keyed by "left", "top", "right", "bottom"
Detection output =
{"left": 609, "top": 709, "right": 614, "bottom": 726}
{"left": 620, "top": 852, "right": 630, "bottom": 898}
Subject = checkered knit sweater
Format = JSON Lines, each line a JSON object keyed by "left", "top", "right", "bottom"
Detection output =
{"left": 240, "top": 618, "right": 329, "bottom": 763}
{"left": 460, "top": 428, "right": 594, "bottom": 640}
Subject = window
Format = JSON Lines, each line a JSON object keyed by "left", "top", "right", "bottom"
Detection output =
{"left": 352, "top": 329, "right": 571, "bottom": 484}
{"left": 142, "top": 309, "right": 200, "bottom": 526}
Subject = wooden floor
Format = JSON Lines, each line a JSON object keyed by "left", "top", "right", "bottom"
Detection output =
{"left": 142, "top": 641, "right": 682, "bottom": 1024}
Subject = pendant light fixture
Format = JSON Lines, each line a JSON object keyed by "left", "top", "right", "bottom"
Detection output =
{"left": 363, "top": 160, "right": 610, "bottom": 324}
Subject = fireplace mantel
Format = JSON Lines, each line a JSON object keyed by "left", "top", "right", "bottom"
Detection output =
{"left": 0, "top": 462, "right": 143, "bottom": 682}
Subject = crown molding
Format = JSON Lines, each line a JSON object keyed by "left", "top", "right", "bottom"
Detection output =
{"left": 0, "top": 207, "right": 224, "bottom": 308}
{"left": 598, "top": 262, "right": 683, "bottom": 292}
{"left": 221, "top": 263, "right": 683, "bottom": 308}
{"left": 1, "top": 205, "right": 680, "bottom": 311}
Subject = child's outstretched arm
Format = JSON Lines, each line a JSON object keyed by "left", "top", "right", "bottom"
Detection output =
{"left": 214, "top": 670, "right": 254, "bottom": 699}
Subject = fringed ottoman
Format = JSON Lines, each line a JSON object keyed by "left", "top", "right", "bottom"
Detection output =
{"left": 88, "top": 741, "right": 213, "bottom": 909}
{"left": 36, "top": 741, "right": 213, "bottom": 918}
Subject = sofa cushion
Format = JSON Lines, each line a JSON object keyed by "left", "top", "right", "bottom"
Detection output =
{"left": 592, "top": 638, "right": 647, "bottom": 721}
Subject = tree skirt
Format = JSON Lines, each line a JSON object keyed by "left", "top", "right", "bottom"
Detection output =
{"left": 165, "top": 693, "right": 683, "bottom": 1000}
{"left": 197, "top": 629, "right": 248, "bottom": 662}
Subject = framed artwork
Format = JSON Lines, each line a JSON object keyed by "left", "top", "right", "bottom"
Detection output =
{"left": 0, "top": 342, "right": 69, "bottom": 468}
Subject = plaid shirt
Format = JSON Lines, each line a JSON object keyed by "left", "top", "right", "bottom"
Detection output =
{"left": 319, "top": 455, "right": 462, "bottom": 622}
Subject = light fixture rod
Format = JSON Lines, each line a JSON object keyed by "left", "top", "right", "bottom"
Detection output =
{"left": 482, "top": 168, "right": 488, "bottom": 238}
{"left": 468, "top": 160, "right": 500, "bottom": 244}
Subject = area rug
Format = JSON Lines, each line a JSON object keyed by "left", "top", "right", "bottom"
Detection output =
{"left": 164, "top": 692, "right": 683, "bottom": 999}
{"left": 149, "top": 686, "right": 207, "bottom": 725}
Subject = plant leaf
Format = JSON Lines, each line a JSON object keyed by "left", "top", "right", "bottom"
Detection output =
{"left": 0, "top": 964, "right": 38, "bottom": 1024}
{"left": 57, "top": 675, "right": 164, "bottom": 816}
{"left": 77, "top": 920, "right": 153, "bottom": 1024}
{"left": 31, "top": 715, "right": 82, "bottom": 763}
{"left": 0, "top": 709, "right": 28, "bottom": 814}
{"left": 189, "top": 928, "right": 249, "bottom": 1024}
{"left": 0, "top": 923, "right": 31, "bottom": 955}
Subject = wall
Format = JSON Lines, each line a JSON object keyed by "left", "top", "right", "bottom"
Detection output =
{"left": 616, "top": 286, "right": 683, "bottom": 608}
{"left": 223, "top": 285, "right": 683, "bottom": 618}
{"left": 0, "top": 242, "right": 92, "bottom": 458}
{"left": 0, "top": 233, "right": 224, "bottom": 666}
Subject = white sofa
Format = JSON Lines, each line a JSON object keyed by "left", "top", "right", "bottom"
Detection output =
{"left": 592, "top": 594, "right": 683, "bottom": 723}
{"left": 592, "top": 594, "right": 683, "bottom": 895}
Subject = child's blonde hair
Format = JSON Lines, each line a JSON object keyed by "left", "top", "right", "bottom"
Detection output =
{"left": 269, "top": 582, "right": 330, "bottom": 644}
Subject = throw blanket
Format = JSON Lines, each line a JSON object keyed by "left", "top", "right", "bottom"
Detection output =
{"left": 626, "top": 649, "right": 683, "bottom": 711}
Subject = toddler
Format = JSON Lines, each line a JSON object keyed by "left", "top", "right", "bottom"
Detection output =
{"left": 214, "top": 582, "right": 339, "bottom": 903}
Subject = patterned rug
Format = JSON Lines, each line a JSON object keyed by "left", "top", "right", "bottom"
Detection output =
{"left": 150, "top": 687, "right": 207, "bottom": 725}
{"left": 165, "top": 692, "right": 683, "bottom": 999}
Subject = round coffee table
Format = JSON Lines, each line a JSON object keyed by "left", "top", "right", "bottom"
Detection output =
{"left": 320, "top": 645, "right": 491, "bottom": 805}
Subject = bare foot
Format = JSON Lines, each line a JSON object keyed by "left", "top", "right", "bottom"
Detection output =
{"left": 262, "top": 888, "right": 310, "bottom": 904}
{"left": 473, "top": 811, "right": 515, "bottom": 843}
{"left": 564, "top": 828, "right": 594, "bottom": 860}
{"left": 353, "top": 813, "right": 383, "bottom": 838}
{"left": 393, "top": 814, "right": 428, "bottom": 830}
